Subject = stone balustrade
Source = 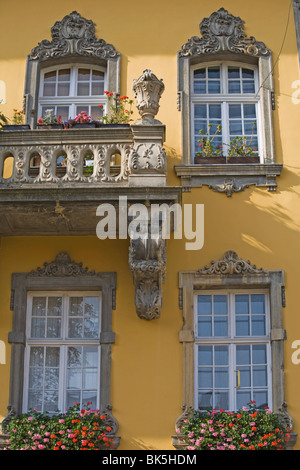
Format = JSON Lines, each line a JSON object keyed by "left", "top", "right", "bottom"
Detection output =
{"left": 0, "top": 125, "right": 167, "bottom": 188}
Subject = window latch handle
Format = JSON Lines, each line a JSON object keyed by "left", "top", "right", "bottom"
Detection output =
{"left": 234, "top": 369, "right": 240, "bottom": 389}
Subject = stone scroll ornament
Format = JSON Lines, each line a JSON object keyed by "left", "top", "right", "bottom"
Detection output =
{"left": 29, "top": 11, "right": 120, "bottom": 61}
{"left": 179, "top": 8, "right": 271, "bottom": 57}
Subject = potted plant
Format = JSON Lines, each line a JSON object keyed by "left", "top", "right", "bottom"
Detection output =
{"left": 68, "top": 110, "right": 98, "bottom": 128}
{"left": 194, "top": 124, "right": 226, "bottom": 164}
{"left": 37, "top": 109, "right": 65, "bottom": 129}
{"left": 99, "top": 92, "right": 133, "bottom": 126}
{"left": 2, "top": 108, "right": 30, "bottom": 131}
{"left": 0, "top": 105, "right": 8, "bottom": 130}
{"left": 4, "top": 402, "right": 115, "bottom": 450}
{"left": 179, "top": 401, "right": 290, "bottom": 451}
{"left": 226, "top": 134, "right": 260, "bottom": 163}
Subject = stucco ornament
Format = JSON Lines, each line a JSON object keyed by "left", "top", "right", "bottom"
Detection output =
{"left": 29, "top": 11, "right": 119, "bottom": 60}
{"left": 180, "top": 8, "right": 271, "bottom": 57}
{"left": 129, "top": 234, "right": 166, "bottom": 320}
{"left": 196, "top": 250, "right": 265, "bottom": 275}
{"left": 132, "top": 70, "right": 165, "bottom": 124}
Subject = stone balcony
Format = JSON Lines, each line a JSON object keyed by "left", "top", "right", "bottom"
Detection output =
{"left": 0, "top": 124, "right": 181, "bottom": 236}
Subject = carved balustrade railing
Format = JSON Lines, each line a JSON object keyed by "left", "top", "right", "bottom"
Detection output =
{"left": 0, "top": 125, "right": 166, "bottom": 188}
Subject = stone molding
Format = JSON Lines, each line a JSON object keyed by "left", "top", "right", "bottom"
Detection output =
{"left": 196, "top": 250, "right": 264, "bottom": 275}
{"left": 29, "top": 11, "right": 119, "bottom": 61}
{"left": 179, "top": 8, "right": 271, "bottom": 57}
{"left": 132, "top": 69, "right": 165, "bottom": 125}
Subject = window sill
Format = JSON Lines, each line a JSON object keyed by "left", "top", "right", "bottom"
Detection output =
{"left": 174, "top": 162, "right": 282, "bottom": 196}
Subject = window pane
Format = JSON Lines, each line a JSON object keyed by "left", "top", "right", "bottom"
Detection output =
{"left": 194, "top": 104, "right": 207, "bottom": 119}
{"left": 78, "top": 68, "right": 90, "bottom": 80}
{"left": 243, "top": 104, "right": 256, "bottom": 119}
{"left": 198, "top": 346, "right": 212, "bottom": 365}
{"left": 229, "top": 104, "right": 242, "bottom": 119}
{"left": 253, "top": 366, "right": 268, "bottom": 387}
{"left": 43, "top": 82, "right": 56, "bottom": 96}
{"left": 194, "top": 81, "right": 206, "bottom": 94}
{"left": 215, "top": 346, "right": 228, "bottom": 365}
{"left": 198, "top": 295, "right": 212, "bottom": 315}
{"left": 253, "top": 391, "right": 268, "bottom": 409}
{"left": 77, "top": 82, "right": 90, "bottom": 96}
{"left": 91, "top": 105, "right": 103, "bottom": 121}
{"left": 243, "top": 81, "right": 255, "bottom": 93}
{"left": 208, "top": 81, "right": 220, "bottom": 94}
{"left": 242, "top": 68, "right": 254, "bottom": 79}
{"left": 252, "top": 345, "right": 267, "bottom": 364}
{"left": 229, "top": 120, "right": 243, "bottom": 135}
{"left": 215, "top": 391, "right": 229, "bottom": 410}
{"left": 198, "top": 317, "right": 212, "bottom": 336}
{"left": 92, "top": 70, "right": 104, "bottom": 80}
{"left": 32, "top": 297, "right": 46, "bottom": 316}
{"left": 194, "top": 68, "right": 206, "bottom": 79}
{"left": 198, "top": 369, "right": 212, "bottom": 388}
{"left": 57, "top": 83, "right": 70, "bottom": 96}
{"left": 228, "top": 81, "right": 241, "bottom": 94}
{"left": 215, "top": 368, "right": 228, "bottom": 388}
{"left": 208, "top": 67, "right": 220, "bottom": 79}
{"left": 44, "top": 71, "right": 56, "bottom": 82}
{"left": 214, "top": 317, "right": 228, "bottom": 336}
{"left": 209, "top": 104, "right": 221, "bottom": 119}
{"left": 228, "top": 67, "right": 240, "bottom": 78}
{"left": 236, "top": 390, "right": 251, "bottom": 410}
{"left": 235, "top": 295, "right": 249, "bottom": 314}
{"left": 56, "top": 106, "right": 69, "bottom": 121}
{"left": 58, "top": 69, "right": 70, "bottom": 81}
{"left": 92, "top": 82, "right": 104, "bottom": 95}
{"left": 198, "top": 391, "right": 212, "bottom": 409}
{"left": 236, "top": 345, "right": 250, "bottom": 365}
{"left": 70, "top": 297, "right": 83, "bottom": 316}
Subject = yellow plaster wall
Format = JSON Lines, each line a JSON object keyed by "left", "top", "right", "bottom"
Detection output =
{"left": 0, "top": 0, "right": 300, "bottom": 450}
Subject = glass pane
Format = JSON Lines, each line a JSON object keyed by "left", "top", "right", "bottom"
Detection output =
{"left": 29, "top": 368, "right": 43, "bottom": 389}
{"left": 83, "top": 347, "right": 98, "bottom": 367}
{"left": 57, "top": 82, "right": 70, "bottom": 96}
{"left": 198, "top": 295, "right": 212, "bottom": 315}
{"left": 91, "top": 105, "right": 103, "bottom": 120}
{"left": 32, "top": 297, "right": 46, "bottom": 316}
{"left": 236, "top": 390, "right": 251, "bottom": 410}
{"left": 83, "top": 391, "right": 97, "bottom": 407}
{"left": 31, "top": 317, "right": 45, "bottom": 338}
{"left": 208, "top": 67, "right": 220, "bottom": 79}
{"left": 28, "top": 390, "right": 43, "bottom": 410}
{"left": 228, "top": 81, "right": 241, "bottom": 94}
{"left": 58, "top": 69, "right": 70, "bottom": 81}
{"left": 77, "top": 82, "right": 90, "bottom": 96}
{"left": 252, "top": 316, "right": 266, "bottom": 335}
{"left": 208, "top": 81, "right": 220, "bottom": 94}
{"left": 215, "top": 391, "right": 229, "bottom": 410}
{"left": 43, "top": 82, "right": 56, "bottom": 96}
{"left": 251, "top": 295, "right": 265, "bottom": 314}
{"left": 209, "top": 104, "right": 221, "bottom": 119}
{"left": 253, "top": 366, "right": 267, "bottom": 386}
{"left": 76, "top": 106, "right": 89, "bottom": 115}
{"left": 83, "top": 368, "right": 98, "bottom": 389}
{"left": 243, "top": 81, "right": 255, "bottom": 93}
{"left": 253, "top": 345, "right": 267, "bottom": 364}
{"left": 228, "top": 67, "right": 240, "bottom": 78}
{"left": 215, "top": 368, "right": 228, "bottom": 388}
{"left": 198, "top": 391, "right": 212, "bottom": 409}
{"left": 46, "top": 347, "right": 60, "bottom": 367}
{"left": 70, "top": 297, "right": 83, "bottom": 316}
{"left": 84, "top": 317, "right": 99, "bottom": 338}
{"left": 214, "top": 295, "right": 227, "bottom": 314}
{"left": 57, "top": 106, "right": 69, "bottom": 121}
{"left": 198, "top": 346, "right": 212, "bottom": 365}
{"left": 214, "top": 317, "right": 228, "bottom": 336}
{"left": 229, "top": 120, "right": 243, "bottom": 135}
{"left": 235, "top": 295, "right": 249, "bottom": 314}
{"left": 236, "top": 316, "right": 250, "bottom": 336}
{"left": 44, "top": 71, "right": 56, "bottom": 82}
{"left": 46, "top": 317, "right": 61, "bottom": 338}
{"left": 194, "top": 81, "right": 206, "bottom": 94}
{"left": 253, "top": 391, "right": 268, "bottom": 409}
{"left": 68, "top": 318, "right": 83, "bottom": 338}
{"left": 198, "top": 368, "right": 212, "bottom": 388}
{"left": 240, "top": 366, "right": 251, "bottom": 387}
{"left": 68, "top": 346, "right": 82, "bottom": 367}
{"left": 29, "top": 347, "right": 44, "bottom": 366}
{"left": 92, "top": 70, "right": 104, "bottom": 80}
{"left": 198, "top": 317, "right": 212, "bottom": 336}
{"left": 194, "top": 104, "right": 207, "bottom": 119}
{"left": 78, "top": 68, "right": 90, "bottom": 80}
{"left": 215, "top": 346, "right": 228, "bottom": 365}
{"left": 48, "top": 297, "right": 62, "bottom": 316}
{"left": 244, "top": 120, "right": 257, "bottom": 135}
{"left": 242, "top": 68, "right": 254, "bottom": 79}
{"left": 236, "top": 345, "right": 250, "bottom": 365}
{"left": 194, "top": 68, "right": 206, "bottom": 79}
{"left": 243, "top": 103, "right": 256, "bottom": 119}
{"left": 229, "top": 104, "right": 242, "bottom": 119}
{"left": 44, "top": 390, "right": 59, "bottom": 413}
{"left": 67, "top": 368, "right": 81, "bottom": 389}
{"left": 66, "top": 391, "right": 80, "bottom": 409}
{"left": 45, "top": 368, "right": 59, "bottom": 389}
{"left": 92, "top": 82, "right": 104, "bottom": 95}
{"left": 85, "top": 297, "right": 99, "bottom": 316}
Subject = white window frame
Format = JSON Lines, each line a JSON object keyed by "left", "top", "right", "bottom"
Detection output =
{"left": 38, "top": 64, "right": 107, "bottom": 121}
{"left": 23, "top": 290, "right": 102, "bottom": 413}
{"left": 193, "top": 289, "right": 272, "bottom": 412}
{"left": 190, "top": 62, "right": 262, "bottom": 161}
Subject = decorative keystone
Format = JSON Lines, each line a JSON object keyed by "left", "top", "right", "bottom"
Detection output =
{"left": 132, "top": 70, "right": 165, "bottom": 124}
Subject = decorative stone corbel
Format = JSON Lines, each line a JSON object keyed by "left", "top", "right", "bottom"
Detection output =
{"left": 129, "top": 230, "right": 166, "bottom": 321}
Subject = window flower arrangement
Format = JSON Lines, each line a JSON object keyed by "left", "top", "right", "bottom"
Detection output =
{"left": 196, "top": 124, "right": 223, "bottom": 158}
{"left": 0, "top": 108, "right": 8, "bottom": 130}
{"left": 4, "top": 402, "right": 115, "bottom": 451}
{"left": 179, "top": 402, "right": 290, "bottom": 451}
{"left": 38, "top": 109, "right": 64, "bottom": 127}
{"left": 11, "top": 108, "right": 25, "bottom": 125}
{"left": 67, "top": 110, "right": 97, "bottom": 128}
{"left": 101, "top": 91, "right": 134, "bottom": 124}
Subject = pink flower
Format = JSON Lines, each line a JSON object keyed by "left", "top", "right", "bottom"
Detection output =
{"left": 38, "top": 444, "right": 45, "bottom": 449}
{"left": 59, "top": 419, "right": 65, "bottom": 423}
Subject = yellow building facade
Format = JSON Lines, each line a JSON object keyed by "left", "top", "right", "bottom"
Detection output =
{"left": 0, "top": 0, "right": 300, "bottom": 451}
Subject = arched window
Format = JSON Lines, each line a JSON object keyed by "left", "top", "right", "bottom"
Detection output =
{"left": 24, "top": 11, "right": 120, "bottom": 128}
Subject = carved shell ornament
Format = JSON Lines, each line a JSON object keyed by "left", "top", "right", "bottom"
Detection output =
{"left": 179, "top": 8, "right": 271, "bottom": 57}
{"left": 29, "top": 11, "right": 120, "bottom": 61}
{"left": 196, "top": 250, "right": 265, "bottom": 275}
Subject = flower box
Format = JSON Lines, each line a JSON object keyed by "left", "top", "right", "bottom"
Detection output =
{"left": 194, "top": 156, "right": 226, "bottom": 164}
{"left": 227, "top": 156, "right": 260, "bottom": 164}
{"left": 68, "top": 122, "right": 97, "bottom": 128}
{"left": 37, "top": 124, "right": 65, "bottom": 129}
{"left": 3, "top": 124, "right": 30, "bottom": 131}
